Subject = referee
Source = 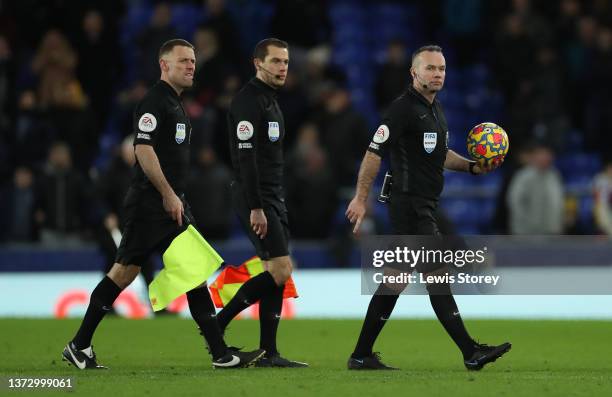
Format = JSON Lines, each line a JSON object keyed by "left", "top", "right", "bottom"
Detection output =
{"left": 215, "top": 38, "right": 307, "bottom": 368}
{"left": 346, "top": 45, "right": 511, "bottom": 370}
{"left": 62, "top": 39, "right": 263, "bottom": 369}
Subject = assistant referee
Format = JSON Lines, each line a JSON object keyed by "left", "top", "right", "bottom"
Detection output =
{"left": 215, "top": 38, "right": 307, "bottom": 368}
{"left": 62, "top": 39, "right": 263, "bottom": 370}
{"left": 346, "top": 45, "right": 511, "bottom": 371}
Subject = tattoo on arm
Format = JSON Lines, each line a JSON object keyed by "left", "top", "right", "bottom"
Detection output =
{"left": 355, "top": 152, "right": 382, "bottom": 201}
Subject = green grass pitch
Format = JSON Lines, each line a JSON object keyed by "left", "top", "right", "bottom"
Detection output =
{"left": 1, "top": 318, "right": 611, "bottom": 396}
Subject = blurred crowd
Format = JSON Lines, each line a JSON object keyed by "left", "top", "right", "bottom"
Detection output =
{"left": 0, "top": 0, "right": 611, "bottom": 254}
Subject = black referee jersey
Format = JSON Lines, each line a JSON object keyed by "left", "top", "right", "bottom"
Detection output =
{"left": 367, "top": 85, "right": 449, "bottom": 200}
{"left": 227, "top": 77, "right": 286, "bottom": 208}
{"left": 124, "top": 80, "right": 193, "bottom": 218}
{"left": 115, "top": 80, "right": 195, "bottom": 265}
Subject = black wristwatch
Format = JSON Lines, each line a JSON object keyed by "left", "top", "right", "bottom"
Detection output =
{"left": 468, "top": 162, "right": 478, "bottom": 175}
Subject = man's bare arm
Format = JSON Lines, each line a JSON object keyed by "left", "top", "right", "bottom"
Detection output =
{"left": 355, "top": 151, "right": 382, "bottom": 202}
{"left": 346, "top": 151, "right": 382, "bottom": 233}
{"left": 444, "top": 149, "right": 473, "bottom": 173}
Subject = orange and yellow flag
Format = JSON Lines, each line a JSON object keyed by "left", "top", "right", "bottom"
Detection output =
{"left": 209, "top": 256, "right": 298, "bottom": 308}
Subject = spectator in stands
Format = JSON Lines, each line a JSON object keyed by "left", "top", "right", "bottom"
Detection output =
{"left": 270, "top": 0, "right": 330, "bottom": 49}
{"left": 193, "top": 27, "right": 233, "bottom": 107}
{"left": 564, "top": 15, "right": 598, "bottom": 81}
{"left": 285, "top": 123, "right": 337, "bottom": 239}
{"left": 35, "top": 142, "right": 91, "bottom": 246}
{"left": 181, "top": 94, "right": 215, "bottom": 153}
{"left": 116, "top": 80, "right": 148, "bottom": 137}
{"left": 277, "top": 72, "right": 310, "bottom": 149}
{"left": 0, "top": 34, "right": 15, "bottom": 133}
{"left": 593, "top": 159, "right": 612, "bottom": 236}
{"left": 302, "top": 46, "right": 345, "bottom": 104}
{"left": 31, "top": 29, "right": 99, "bottom": 172}
{"left": 504, "top": 46, "right": 569, "bottom": 152}
{"left": 13, "top": 90, "right": 57, "bottom": 169}
{"left": 186, "top": 146, "right": 232, "bottom": 240}
{"left": 491, "top": 146, "right": 531, "bottom": 234}
{"left": 95, "top": 135, "right": 136, "bottom": 240}
{"left": 0, "top": 166, "right": 37, "bottom": 242}
{"left": 0, "top": 138, "right": 8, "bottom": 184}
{"left": 510, "top": 0, "right": 552, "bottom": 47}
{"left": 442, "top": 0, "right": 483, "bottom": 66}
{"left": 563, "top": 15, "right": 598, "bottom": 140}
{"left": 528, "top": 46, "right": 570, "bottom": 150}
{"left": 200, "top": 0, "right": 242, "bottom": 66}
{"left": 75, "top": 9, "right": 118, "bottom": 125}
{"left": 375, "top": 39, "right": 410, "bottom": 111}
{"left": 315, "top": 85, "right": 369, "bottom": 191}
{"left": 31, "top": 30, "right": 86, "bottom": 110}
{"left": 507, "top": 144, "right": 564, "bottom": 234}
{"left": 136, "top": 2, "right": 176, "bottom": 83}
{"left": 494, "top": 13, "right": 536, "bottom": 102}
{"left": 208, "top": 74, "right": 242, "bottom": 165}
{"left": 585, "top": 27, "right": 612, "bottom": 160}
{"left": 554, "top": 0, "right": 582, "bottom": 50}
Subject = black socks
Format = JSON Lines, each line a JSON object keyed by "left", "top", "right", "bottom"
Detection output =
{"left": 216, "top": 271, "right": 277, "bottom": 331}
{"left": 351, "top": 282, "right": 476, "bottom": 360}
{"left": 352, "top": 284, "right": 399, "bottom": 358}
{"left": 259, "top": 284, "right": 284, "bottom": 355}
{"left": 72, "top": 276, "right": 122, "bottom": 350}
{"left": 427, "top": 282, "right": 475, "bottom": 359}
{"left": 186, "top": 287, "right": 227, "bottom": 359}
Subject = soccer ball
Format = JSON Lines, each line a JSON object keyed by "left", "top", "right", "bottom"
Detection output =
{"left": 466, "top": 122, "right": 509, "bottom": 167}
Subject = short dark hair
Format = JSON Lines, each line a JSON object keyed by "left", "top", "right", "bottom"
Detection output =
{"left": 253, "top": 38, "right": 289, "bottom": 61}
{"left": 411, "top": 45, "right": 443, "bottom": 64}
{"left": 158, "top": 39, "right": 194, "bottom": 60}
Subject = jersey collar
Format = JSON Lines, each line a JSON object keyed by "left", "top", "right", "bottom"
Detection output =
{"left": 251, "top": 77, "right": 277, "bottom": 97}
{"left": 158, "top": 80, "right": 181, "bottom": 99}
{"left": 407, "top": 85, "right": 438, "bottom": 108}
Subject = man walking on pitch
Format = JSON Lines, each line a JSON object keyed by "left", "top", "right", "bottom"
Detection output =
{"left": 62, "top": 39, "right": 264, "bottom": 370}
{"left": 219, "top": 38, "right": 307, "bottom": 368}
{"left": 346, "top": 45, "right": 511, "bottom": 371}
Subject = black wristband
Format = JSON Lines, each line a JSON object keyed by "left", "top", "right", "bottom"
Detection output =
{"left": 468, "top": 162, "right": 478, "bottom": 175}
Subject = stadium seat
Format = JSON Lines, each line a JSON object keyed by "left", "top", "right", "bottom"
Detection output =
{"left": 170, "top": 4, "right": 202, "bottom": 39}
{"left": 444, "top": 172, "right": 476, "bottom": 190}
{"left": 479, "top": 172, "right": 503, "bottom": 192}
{"left": 557, "top": 153, "right": 601, "bottom": 177}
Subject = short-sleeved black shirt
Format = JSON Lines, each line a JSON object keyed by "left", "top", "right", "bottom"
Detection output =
{"left": 125, "top": 80, "right": 192, "bottom": 216}
{"left": 227, "top": 77, "right": 286, "bottom": 209}
{"left": 367, "top": 85, "right": 449, "bottom": 200}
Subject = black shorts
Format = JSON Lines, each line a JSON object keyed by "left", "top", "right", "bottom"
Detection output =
{"left": 389, "top": 194, "right": 444, "bottom": 273}
{"left": 115, "top": 196, "right": 194, "bottom": 266}
{"left": 230, "top": 181, "right": 289, "bottom": 260}
{"left": 389, "top": 194, "right": 441, "bottom": 236}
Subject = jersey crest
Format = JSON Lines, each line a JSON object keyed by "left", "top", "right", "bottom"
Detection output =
{"left": 268, "top": 122, "right": 280, "bottom": 142}
{"left": 175, "top": 123, "right": 186, "bottom": 144}
{"left": 423, "top": 132, "right": 437, "bottom": 153}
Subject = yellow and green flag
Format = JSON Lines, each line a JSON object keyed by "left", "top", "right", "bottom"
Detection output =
{"left": 149, "top": 225, "right": 223, "bottom": 311}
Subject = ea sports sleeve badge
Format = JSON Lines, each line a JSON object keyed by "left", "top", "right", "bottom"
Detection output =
{"left": 149, "top": 225, "right": 223, "bottom": 311}
{"left": 209, "top": 256, "right": 298, "bottom": 308}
